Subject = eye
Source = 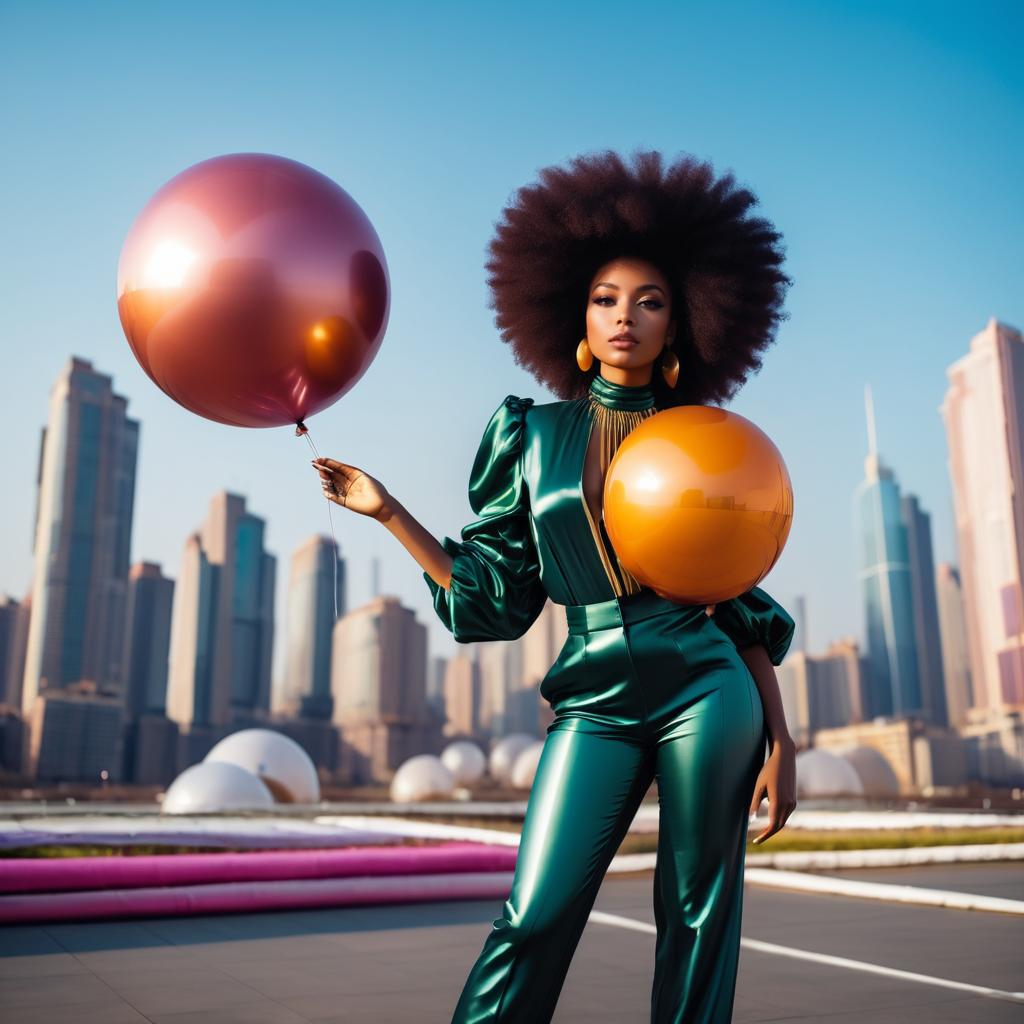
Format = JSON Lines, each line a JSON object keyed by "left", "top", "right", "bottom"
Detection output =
{"left": 592, "top": 294, "right": 663, "bottom": 308}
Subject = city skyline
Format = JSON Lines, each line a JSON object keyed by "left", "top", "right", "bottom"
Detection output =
{"left": 0, "top": 325, "right": 1018, "bottom": 708}
{"left": 1, "top": 317, "right": 1017, "bottom": 787}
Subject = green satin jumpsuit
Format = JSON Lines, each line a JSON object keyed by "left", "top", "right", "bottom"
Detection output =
{"left": 423, "top": 374, "right": 795, "bottom": 1024}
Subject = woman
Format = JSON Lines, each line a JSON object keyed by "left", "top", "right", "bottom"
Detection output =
{"left": 313, "top": 149, "right": 797, "bottom": 1023}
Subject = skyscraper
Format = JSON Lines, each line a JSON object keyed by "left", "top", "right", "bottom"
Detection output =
{"left": 935, "top": 563, "right": 974, "bottom": 729}
{"left": 282, "top": 535, "right": 345, "bottom": 719}
{"left": 123, "top": 562, "right": 174, "bottom": 716}
{"left": 776, "top": 650, "right": 852, "bottom": 746}
{"left": 940, "top": 318, "right": 1024, "bottom": 713}
{"left": 478, "top": 638, "right": 524, "bottom": 737}
{"left": 331, "top": 595, "right": 435, "bottom": 782}
{"left": 443, "top": 653, "right": 482, "bottom": 739}
{"left": 790, "top": 595, "right": 808, "bottom": 655}
{"left": 21, "top": 357, "right": 139, "bottom": 714}
{"left": 27, "top": 689, "right": 124, "bottom": 783}
{"left": 167, "top": 492, "right": 276, "bottom": 730}
{"left": 900, "top": 494, "right": 948, "bottom": 728}
{"left": 853, "top": 383, "right": 922, "bottom": 719}
{"left": 426, "top": 654, "right": 448, "bottom": 719}
{"left": 821, "top": 637, "right": 869, "bottom": 726}
{"left": 0, "top": 595, "right": 30, "bottom": 709}
{"left": 512, "top": 600, "right": 568, "bottom": 736}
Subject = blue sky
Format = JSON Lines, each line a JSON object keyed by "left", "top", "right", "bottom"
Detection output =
{"left": 0, "top": 1, "right": 1020, "bottom": 677}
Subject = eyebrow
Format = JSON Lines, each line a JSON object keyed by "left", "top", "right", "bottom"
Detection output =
{"left": 593, "top": 281, "right": 667, "bottom": 294}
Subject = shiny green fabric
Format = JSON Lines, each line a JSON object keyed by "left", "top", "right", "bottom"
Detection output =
{"left": 423, "top": 379, "right": 793, "bottom": 661}
{"left": 423, "top": 376, "right": 795, "bottom": 1023}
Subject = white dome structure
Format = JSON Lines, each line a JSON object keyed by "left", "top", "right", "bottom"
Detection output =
{"left": 441, "top": 741, "right": 487, "bottom": 785}
{"left": 205, "top": 728, "right": 320, "bottom": 803}
{"left": 390, "top": 754, "right": 454, "bottom": 803}
{"left": 510, "top": 741, "right": 546, "bottom": 790}
{"left": 162, "top": 761, "right": 274, "bottom": 815}
{"left": 490, "top": 734, "right": 538, "bottom": 784}
{"left": 795, "top": 748, "right": 865, "bottom": 798}
{"left": 835, "top": 745, "right": 900, "bottom": 797}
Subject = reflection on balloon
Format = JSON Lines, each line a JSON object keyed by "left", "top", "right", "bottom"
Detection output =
{"left": 117, "top": 153, "right": 390, "bottom": 428}
{"left": 304, "top": 316, "right": 364, "bottom": 388}
{"left": 604, "top": 406, "right": 793, "bottom": 605}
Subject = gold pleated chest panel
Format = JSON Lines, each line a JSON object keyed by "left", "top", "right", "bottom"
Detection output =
{"left": 582, "top": 394, "right": 658, "bottom": 597}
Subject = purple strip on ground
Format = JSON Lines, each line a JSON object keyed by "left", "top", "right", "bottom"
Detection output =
{"left": 0, "top": 871, "right": 518, "bottom": 924}
{"left": 0, "top": 841, "right": 520, "bottom": 894}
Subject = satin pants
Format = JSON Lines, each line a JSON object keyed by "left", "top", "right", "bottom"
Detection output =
{"left": 451, "top": 589, "right": 767, "bottom": 1023}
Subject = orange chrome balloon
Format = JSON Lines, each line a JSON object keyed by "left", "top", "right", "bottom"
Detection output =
{"left": 604, "top": 406, "right": 793, "bottom": 605}
{"left": 117, "top": 153, "right": 389, "bottom": 428}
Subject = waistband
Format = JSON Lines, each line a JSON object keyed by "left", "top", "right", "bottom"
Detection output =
{"left": 564, "top": 588, "right": 705, "bottom": 635}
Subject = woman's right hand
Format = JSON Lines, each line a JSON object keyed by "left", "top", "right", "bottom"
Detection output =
{"left": 312, "top": 457, "right": 392, "bottom": 521}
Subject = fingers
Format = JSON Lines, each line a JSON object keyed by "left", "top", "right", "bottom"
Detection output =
{"left": 750, "top": 791, "right": 797, "bottom": 845}
{"left": 749, "top": 776, "right": 766, "bottom": 817}
{"left": 753, "top": 803, "right": 792, "bottom": 844}
{"left": 749, "top": 772, "right": 772, "bottom": 843}
{"left": 313, "top": 457, "right": 350, "bottom": 472}
{"left": 752, "top": 817, "right": 781, "bottom": 844}
{"left": 312, "top": 458, "right": 363, "bottom": 493}
{"left": 311, "top": 464, "right": 341, "bottom": 500}
{"left": 311, "top": 462, "right": 340, "bottom": 493}
{"left": 779, "top": 799, "right": 797, "bottom": 829}
{"left": 751, "top": 804, "right": 781, "bottom": 844}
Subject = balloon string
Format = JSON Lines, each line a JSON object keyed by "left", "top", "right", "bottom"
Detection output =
{"left": 297, "top": 422, "right": 340, "bottom": 622}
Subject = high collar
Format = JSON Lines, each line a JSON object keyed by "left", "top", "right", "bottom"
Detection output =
{"left": 588, "top": 373, "right": 656, "bottom": 411}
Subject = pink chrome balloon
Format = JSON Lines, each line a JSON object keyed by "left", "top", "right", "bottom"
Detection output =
{"left": 117, "top": 153, "right": 389, "bottom": 428}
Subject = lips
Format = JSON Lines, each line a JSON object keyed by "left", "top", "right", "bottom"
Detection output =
{"left": 610, "top": 334, "right": 638, "bottom": 347}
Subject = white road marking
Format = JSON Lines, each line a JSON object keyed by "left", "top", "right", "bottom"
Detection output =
{"left": 744, "top": 842, "right": 1024, "bottom": 870}
{"left": 608, "top": 856, "right": 1024, "bottom": 913}
{"left": 744, "top": 867, "right": 1024, "bottom": 915}
{"left": 739, "top": 937, "right": 1024, "bottom": 1005}
{"left": 587, "top": 910, "right": 1024, "bottom": 1005}
{"left": 608, "top": 844, "right": 1024, "bottom": 874}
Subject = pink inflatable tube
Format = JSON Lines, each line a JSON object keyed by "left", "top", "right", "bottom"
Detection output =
{"left": 0, "top": 871, "right": 516, "bottom": 924}
{"left": 0, "top": 841, "right": 519, "bottom": 894}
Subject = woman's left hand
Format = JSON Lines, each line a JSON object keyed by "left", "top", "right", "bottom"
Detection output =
{"left": 749, "top": 738, "right": 797, "bottom": 844}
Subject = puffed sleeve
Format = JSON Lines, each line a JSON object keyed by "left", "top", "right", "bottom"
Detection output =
{"left": 713, "top": 585, "right": 796, "bottom": 666}
{"left": 422, "top": 394, "right": 548, "bottom": 643}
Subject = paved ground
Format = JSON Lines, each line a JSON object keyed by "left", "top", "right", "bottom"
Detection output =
{"left": 1, "top": 865, "right": 1021, "bottom": 1023}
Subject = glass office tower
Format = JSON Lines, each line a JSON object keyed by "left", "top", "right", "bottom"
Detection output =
{"left": 854, "top": 384, "right": 922, "bottom": 719}
{"left": 22, "top": 358, "right": 139, "bottom": 714}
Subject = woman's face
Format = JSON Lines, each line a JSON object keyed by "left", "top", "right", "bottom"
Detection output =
{"left": 585, "top": 257, "right": 675, "bottom": 379}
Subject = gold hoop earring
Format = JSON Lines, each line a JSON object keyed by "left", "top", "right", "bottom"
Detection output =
{"left": 576, "top": 338, "right": 593, "bottom": 373}
{"left": 661, "top": 345, "right": 680, "bottom": 389}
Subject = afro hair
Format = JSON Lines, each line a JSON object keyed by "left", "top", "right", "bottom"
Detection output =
{"left": 485, "top": 148, "right": 791, "bottom": 408}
